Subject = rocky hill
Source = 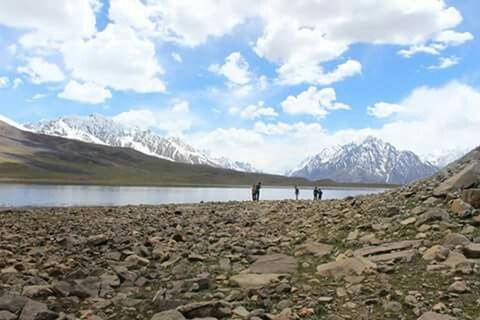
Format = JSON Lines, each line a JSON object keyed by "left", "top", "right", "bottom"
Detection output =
{"left": 289, "top": 137, "right": 438, "bottom": 184}
{"left": 26, "top": 114, "right": 258, "bottom": 173}
{"left": 0, "top": 145, "right": 479, "bottom": 319}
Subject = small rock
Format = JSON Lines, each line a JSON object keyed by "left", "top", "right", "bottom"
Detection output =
{"left": 151, "top": 310, "right": 186, "bottom": 320}
{"left": 448, "top": 281, "right": 469, "bottom": 293}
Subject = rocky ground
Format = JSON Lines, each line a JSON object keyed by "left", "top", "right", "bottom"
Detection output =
{"left": 1, "top": 147, "right": 480, "bottom": 320}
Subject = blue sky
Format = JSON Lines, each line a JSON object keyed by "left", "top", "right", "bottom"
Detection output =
{"left": 0, "top": 0, "right": 479, "bottom": 172}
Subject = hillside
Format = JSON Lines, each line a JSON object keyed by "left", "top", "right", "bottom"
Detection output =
{"left": 0, "top": 120, "right": 338, "bottom": 187}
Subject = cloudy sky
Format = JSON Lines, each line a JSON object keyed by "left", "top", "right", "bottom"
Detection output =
{"left": 0, "top": 0, "right": 479, "bottom": 173}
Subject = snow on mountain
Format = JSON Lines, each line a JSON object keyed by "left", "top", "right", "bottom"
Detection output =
{"left": 421, "top": 148, "right": 469, "bottom": 168}
{"left": 289, "top": 136, "right": 438, "bottom": 184}
{"left": 26, "top": 114, "right": 257, "bottom": 172}
{"left": 0, "top": 114, "right": 31, "bottom": 131}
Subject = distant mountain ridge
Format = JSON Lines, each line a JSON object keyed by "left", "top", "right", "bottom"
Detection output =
{"left": 288, "top": 137, "right": 438, "bottom": 184}
{"left": 26, "top": 114, "right": 258, "bottom": 173}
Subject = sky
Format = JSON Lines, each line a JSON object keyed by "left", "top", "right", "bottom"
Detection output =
{"left": 0, "top": 0, "right": 479, "bottom": 173}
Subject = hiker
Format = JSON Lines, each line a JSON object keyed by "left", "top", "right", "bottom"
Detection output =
{"left": 255, "top": 182, "right": 262, "bottom": 201}
{"left": 318, "top": 188, "right": 323, "bottom": 200}
{"left": 295, "top": 185, "right": 299, "bottom": 200}
{"left": 251, "top": 184, "right": 257, "bottom": 201}
{"left": 313, "top": 187, "right": 318, "bottom": 200}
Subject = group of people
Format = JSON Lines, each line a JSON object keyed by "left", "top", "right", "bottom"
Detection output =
{"left": 251, "top": 182, "right": 323, "bottom": 201}
{"left": 295, "top": 185, "right": 323, "bottom": 200}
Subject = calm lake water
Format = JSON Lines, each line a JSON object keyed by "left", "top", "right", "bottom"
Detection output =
{"left": 0, "top": 184, "right": 387, "bottom": 207}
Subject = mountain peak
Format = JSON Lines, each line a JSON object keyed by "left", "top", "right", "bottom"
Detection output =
{"left": 289, "top": 139, "right": 438, "bottom": 184}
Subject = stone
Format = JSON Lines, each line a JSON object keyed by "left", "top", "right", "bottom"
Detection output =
{"left": 433, "top": 160, "right": 480, "bottom": 197}
{"left": 318, "top": 297, "right": 333, "bottom": 303}
{"left": 463, "top": 189, "right": 480, "bottom": 208}
{"left": 347, "top": 229, "right": 359, "bottom": 241}
{"left": 316, "top": 257, "right": 377, "bottom": 279}
{"left": 232, "top": 306, "right": 249, "bottom": 319}
{"left": 400, "top": 217, "right": 416, "bottom": 225}
{"left": 417, "top": 311, "right": 456, "bottom": 320}
{"left": 229, "top": 273, "right": 281, "bottom": 289}
{"left": 248, "top": 254, "right": 297, "bottom": 274}
{"left": 151, "top": 310, "right": 186, "bottom": 320}
{"left": 415, "top": 208, "right": 449, "bottom": 226}
{"left": 448, "top": 281, "right": 469, "bottom": 293}
{"left": 354, "top": 240, "right": 420, "bottom": 258}
{"left": 450, "top": 199, "right": 472, "bottom": 217}
{"left": 443, "top": 233, "right": 470, "bottom": 248}
{"left": 384, "top": 301, "right": 402, "bottom": 312}
{"left": 125, "top": 254, "right": 150, "bottom": 268}
{"left": 176, "top": 301, "right": 230, "bottom": 319}
{"left": 0, "top": 295, "right": 29, "bottom": 314}
{"left": 0, "top": 311, "right": 16, "bottom": 320}
{"left": 295, "top": 241, "right": 333, "bottom": 257}
{"left": 422, "top": 245, "right": 449, "bottom": 261}
{"left": 87, "top": 234, "right": 110, "bottom": 246}
{"left": 463, "top": 243, "right": 480, "bottom": 258}
{"left": 22, "top": 285, "right": 54, "bottom": 298}
{"left": 19, "top": 300, "right": 57, "bottom": 320}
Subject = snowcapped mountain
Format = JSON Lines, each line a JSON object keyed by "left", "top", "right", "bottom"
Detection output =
{"left": 26, "top": 114, "right": 258, "bottom": 172}
{"left": 288, "top": 137, "right": 438, "bottom": 184}
{"left": 421, "top": 148, "right": 469, "bottom": 168}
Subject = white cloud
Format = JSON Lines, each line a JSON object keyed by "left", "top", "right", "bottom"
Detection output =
{"left": 171, "top": 52, "right": 183, "bottom": 63}
{"left": 12, "top": 78, "right": 23, "bottom": 89}
{"left": 32, "top": 93, "right": 47, "bottom": 100}
{"left": 113, "top": 100, "right": 193, "bottom": 136}
{"left": 58, "top": 80, "right": 112, "bottom": 104}
{"left": 17, "top": 57, "right": 65, "bottom": 84}
{"left": 428, "top": 56, "right": 460, "bottom": 70}
{"left": 0, "top": 0, "right": 97, "bottom": 49}
{"left": 109, "top": 0, "right": 155, "bottom": 32}
{"left": 435, "top": 30, "right": 474, "bottom": 46}
{"left": 398, "top": 45, "right": 441, "bottom": 58}
{"left": 229, "top": 101, "right": 278, "bottom": 120}
{"left": 367, "top": 102, "right": 404, "bottom": 118}
{"left": 62, "top": 24, "right": 165, "bottom": 93}
{"left": 281, "top": 87, "right": 350, "bottom": 117}
{"left": 0, "top": 76, "right": 9, "bottom": 88}
{"left": 209, "top": 52, "right": 251, "bottom": 85}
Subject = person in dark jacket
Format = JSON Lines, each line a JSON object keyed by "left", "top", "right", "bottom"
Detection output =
{"left": 251, "top": 184, "right": 257, "bottom": 201}
{"left": 313, "top": 187, "right": 318, "bottom": 200}
{"left": 294, "top": 185, "right": 300, "bottom": 200}
{"left": 255, "top": 182, "right": 262, "bottom": 201}
{"left": 318, "top": 188, "right": 323, "bottom": 200}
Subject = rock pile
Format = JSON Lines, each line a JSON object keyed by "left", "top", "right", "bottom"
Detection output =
{"left": 1, "top": 147, "right": 480, "bottom": 319}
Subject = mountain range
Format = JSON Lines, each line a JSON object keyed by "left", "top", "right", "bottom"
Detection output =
{"left": 26, "top": 115, "right": 258, "bottom": 173}
{"left": 288, "top": 137, "right": 439, "bottom": 184}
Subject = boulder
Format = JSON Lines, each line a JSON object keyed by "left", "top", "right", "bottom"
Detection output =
{"left": 248, "top": 254, "right": 297, "bottom": 274}
{"left": 433, "top": 161, "right": 480, "bottom": 197}
{"left": 415, "top": 208, "right": 449, "bottom": 226}
{"left": 0, "top": 295, "right": 29, "bottom": 313}
{"left": 422, "top": 245, "right": 449, "bottom": 261}
{"left": 316, "top": 257, "right": 376, "bottom": 279}
{"left": 450, "top": 199, "right": 472, "bottom": 217}
{"left": 22, "top": 285, "right": 54, "bottom": 298}
{"left": 176, "top": 301, "right": 231, "bottom": 319}
{"left": 0, "top": 311, "right": 16, "bottom": 320}
{"left": 462, "top": 189, "right": 480, "bottom": 208}
{"left": 463, "top": 243, "right": 480, "bottom": 258}
{"left": 448, "top": 281, "right": 469, "bottom": 293}
{"left": 443, "top": 233, "right": 470, "bottom": 249}
{"left": 19, "top": 300, "right": 57, "bottom": 320}
{"left": 151, "top": 310, "right": 186, "bottom": 320}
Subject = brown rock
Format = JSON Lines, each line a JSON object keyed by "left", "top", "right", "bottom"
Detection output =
{"left": 433, "top": 160, "right": 480, "bottom": 197}
{"left": 19, "top": 300, "right": 57, "bottom": 320}
{"left": 229, "top": 273, "right": 281, "bottom": 289}
{"left": 448, "top": 281, "right": 469, "bottom": 293}
{"left": 151, "top": 310, "right": 186, "bottom": 320}
{"left": 463, "top": 243, "right": 480, "bottom": 258}
{"left": 295, "top": 241, "right": 333, "bottom": 257}
{"left": 417, "top": 311, "right": 456, "bottom": 320}
{"left": 316, "top": 257, "right": 376, "bottom": 279}
{"left": 443, "top": 233, "right": 470, "bottom": 249}
{"left": 248, "top": 254, "right": 297, "bottom": 274}
{"left": 450, "top": 199, "right": 472, "bottom": 216}
{"left": 462, "top": 189, "right": 480, "bottom": 208}
{"left": 0, "top": 311, "right": 16, "bottom": 320}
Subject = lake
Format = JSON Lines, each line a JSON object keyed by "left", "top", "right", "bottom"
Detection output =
{"left": 0, "top": 184, "right": 387, "bottom": 207}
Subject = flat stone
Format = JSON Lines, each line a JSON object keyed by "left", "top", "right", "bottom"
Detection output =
{"left": 232, "top": 306, "right": 249, "bottom": 319}
{"left": 248, "top": 254, "right": 297, "bottom": 274}
{"left": 22, "top": 285, "right": 54, "bottom": 298}
{"left": 433, "top": 161, "right": 480, "bottom": 197}
{"left": 316, "top": 257, "right": 377, "bottom": 279}
{"left": 448, "top": 281, "right": 469, "bottom": 293}
{"left": 417, "top": 311, "right": 456, "bottom": 320}
{"left": 366, "top": 249, "right": 416, "bottom": 262}
{"left": 295, "top": 241, "right": 333, "bottom": 257}
{"left": 354, "top": 240, "right": 420, "bottom": 258}
{"left": 151, "top": 310, "right": 186, "bottom": 320}
{"left": 462, "top": 189, "right": 480, "bottom": 208}
{"left": 230, "top": 273, "right": 282, "bottom": 288}
{"left": 400, "top": 217, "right": 416, "bottom": 225}
{"left": 463, "top": 243, "right": 480, "bottom": 258}
{"left": 423, "top": 245, "right": 449, "bottom": 261}
{"left": 176, "top": 301, "right": 230, "bottom": 319}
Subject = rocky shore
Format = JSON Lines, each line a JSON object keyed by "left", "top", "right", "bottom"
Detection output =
{"left": 1, "top": 147, "right": 480, "bottom": 320}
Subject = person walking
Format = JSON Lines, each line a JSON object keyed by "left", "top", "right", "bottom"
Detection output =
{"left": 318, "top": 188, "right": 323, "bottom": 200}
{"left": 295, "top": 185, "right": 300, "bottom": 200}
{"left": 313, "top": 187, "right": 318, "bottom": 200}
{"left": 251, "top": 183, "right": 257, "bottom": 201}
{"left": 255, "top": 182, "right": 262, "bottom": 201}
